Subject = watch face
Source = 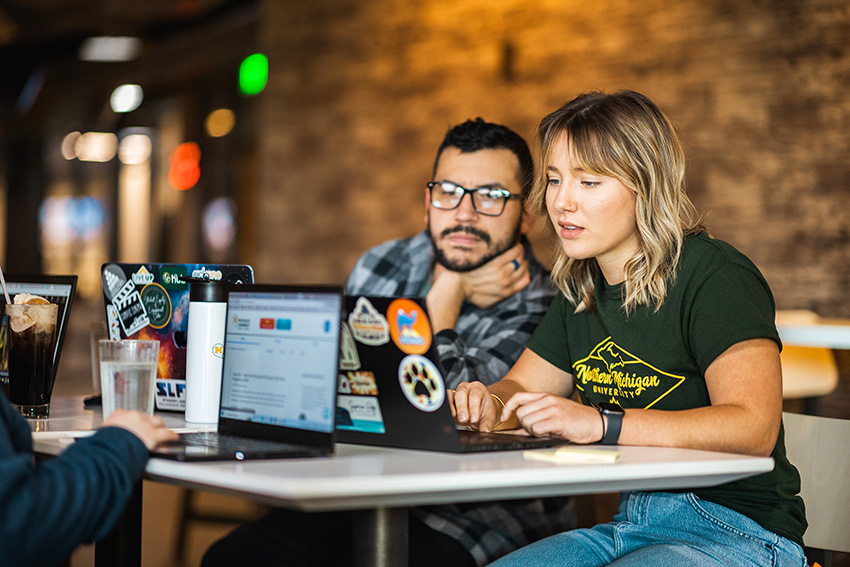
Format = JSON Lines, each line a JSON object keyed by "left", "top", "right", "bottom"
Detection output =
{"left": 598, "top": 402, "right": 624, "bottom": 413}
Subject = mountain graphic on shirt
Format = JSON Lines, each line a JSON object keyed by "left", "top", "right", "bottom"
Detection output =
{"left": 573, "top": 337, "right": 685, "bottom": 408}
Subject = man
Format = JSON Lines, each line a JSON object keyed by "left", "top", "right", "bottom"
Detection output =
{"left": 202, "top": 118, "right": 575, "bottom": 567}
{"left": 346, "top": 117, "right": 551, "bottom": 390}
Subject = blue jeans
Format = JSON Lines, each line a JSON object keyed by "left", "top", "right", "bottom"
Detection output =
{"left": 490, "top": 492, "right": 806, "bottom": 567}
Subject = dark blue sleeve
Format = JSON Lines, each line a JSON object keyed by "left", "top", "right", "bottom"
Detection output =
{"left": 0, "top": 399, "right": 149, "bottom": 565}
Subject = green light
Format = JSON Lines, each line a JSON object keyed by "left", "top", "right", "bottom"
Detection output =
{"left": 239, "top": 53, "right": 268, "bottom": 96}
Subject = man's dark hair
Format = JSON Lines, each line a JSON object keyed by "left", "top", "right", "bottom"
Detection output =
{"left": 432, "top": 118, "right": 534, "bottom": 199}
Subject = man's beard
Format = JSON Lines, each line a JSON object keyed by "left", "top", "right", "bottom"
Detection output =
{"left": 428, "top": 222, "right": 521, "bottom": 273}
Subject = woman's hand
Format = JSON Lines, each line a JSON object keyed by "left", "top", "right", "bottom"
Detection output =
{"left": 503, "top": 392, "right": 603, "bottom": 443}
{"left": 448, "top": 381, "right": 503, "bottom": 432}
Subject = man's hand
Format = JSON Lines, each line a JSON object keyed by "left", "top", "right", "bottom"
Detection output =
{"left": 427, "top": 244, "right": 531, "bottom": 332}
{"left": 456, "top": 243, "right": 530, "bottom": 309}
{"left": 103, "top": 409, "right": 179, "bottom": 450}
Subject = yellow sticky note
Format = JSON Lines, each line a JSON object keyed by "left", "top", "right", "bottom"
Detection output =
{"left": 523, "top": 446, "right": 621, "bottom": 464}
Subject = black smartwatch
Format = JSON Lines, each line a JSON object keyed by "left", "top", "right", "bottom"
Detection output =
{"left": 598, "top": 402, "right": 625, "bottom": 445}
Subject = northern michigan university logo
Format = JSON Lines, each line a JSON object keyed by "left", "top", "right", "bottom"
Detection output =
{"left": 574, "top": 337, "right": 686, "bottom": 408}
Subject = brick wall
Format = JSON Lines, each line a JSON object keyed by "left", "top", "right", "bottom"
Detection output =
{"left": 253, "top": 0, "right": 850, "bottom": 318}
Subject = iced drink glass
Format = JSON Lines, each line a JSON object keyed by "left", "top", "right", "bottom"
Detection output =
{"left": 99, "top": 339, "right": 159, "bottom": 420}
{"left": 6, "top": 302, "right": 59, "bottom": 418}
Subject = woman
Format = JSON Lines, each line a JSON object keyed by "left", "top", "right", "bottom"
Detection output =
{"left": 450, "top": 90, "right": 807, "bottom": 566}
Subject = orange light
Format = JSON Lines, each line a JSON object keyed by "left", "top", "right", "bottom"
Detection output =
{"left": 168, "top": 142, "right": 201, "bottom": 191}
{"left": 205, "top": 108, "right": 235, "bottom": 138}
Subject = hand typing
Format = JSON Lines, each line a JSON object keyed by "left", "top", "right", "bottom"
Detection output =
{"left": 104, "top": 409, "right": 179, "bottom": 450}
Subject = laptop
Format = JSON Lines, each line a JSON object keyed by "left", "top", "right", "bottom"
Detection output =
{"left": 336, "top": 295, "right": 569, "bottom": 453}
{"left": 154, "top": 284, "right": 343, "bottom": 461}
{"left": 100, "top": 262, "right": 254, "bottom": 411}
{"left": 0, "top": 274, "right": 77, "bottom": 393}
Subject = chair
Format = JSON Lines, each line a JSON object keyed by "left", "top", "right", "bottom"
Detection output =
{"left": 173, "top": 489, "right": 270, "bottom": 562}
{"left": 777, "top": 311, "right": 839, "bottom": 414}
{"left": 782, "top": 411, "right": 850, "bottom": 564}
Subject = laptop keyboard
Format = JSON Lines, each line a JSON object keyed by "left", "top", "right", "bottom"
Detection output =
{"left": 457, "top": 430, "right": 564, "bottom": 452}
{"left": 177, "top": 431, "right": 306, "bottom": 454}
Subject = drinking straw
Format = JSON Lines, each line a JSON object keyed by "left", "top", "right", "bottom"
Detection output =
{"left": 0, "top": 264, "right": 12, "bottom": 304}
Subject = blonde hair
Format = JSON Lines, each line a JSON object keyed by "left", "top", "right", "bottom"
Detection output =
{"left": 529, "top": 90, "right": 704, "bottom": 313}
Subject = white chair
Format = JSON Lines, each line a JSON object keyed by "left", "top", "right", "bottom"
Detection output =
{"left": 777, "top": 311, "right": 839, "bottom": 413}
{"left": 782, "top": 411, "right": 850, "bottom": 562}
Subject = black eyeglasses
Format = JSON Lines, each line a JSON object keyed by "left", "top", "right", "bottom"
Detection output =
{"left": 427, "top": 181, "right": 521, "bottom": 217}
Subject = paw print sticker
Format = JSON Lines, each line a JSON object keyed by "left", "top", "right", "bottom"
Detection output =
{"left": 398, "top": 355, "right": 445, "bottom": 412}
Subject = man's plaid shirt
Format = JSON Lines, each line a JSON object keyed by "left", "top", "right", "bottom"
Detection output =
{"left": 345, "top": 231, "right": 576, "bottom": 566}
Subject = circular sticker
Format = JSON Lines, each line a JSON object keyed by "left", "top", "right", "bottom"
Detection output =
{"left": 140, "top": 283, "right": 172, "bottom": 329}
{"left": 398, "top": 355, "right": 445, "bottom": 412}
{"left": 387, "top": 298, "right": 431, "bottom": 355}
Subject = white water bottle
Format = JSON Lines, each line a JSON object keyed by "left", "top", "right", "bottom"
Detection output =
{"left": 183, "top": 277, "right": 228, "bottom": 423}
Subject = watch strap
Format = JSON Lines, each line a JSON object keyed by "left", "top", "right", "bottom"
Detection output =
{"left": 599, "top": 404, "right": 624, "bottom": 445}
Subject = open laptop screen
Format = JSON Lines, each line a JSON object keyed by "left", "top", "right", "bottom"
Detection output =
{"left": 221, "top": 287, "right": 342, "bottom": 434}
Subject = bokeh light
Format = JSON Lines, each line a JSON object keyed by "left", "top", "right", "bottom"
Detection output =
{"left": 203, "top": 197, "right": 237, "bottom": 257}
{"left": 39, "top": 196, "right": 107, "bottom": 245}
{"left": 119, "top": 133, "right": 152, "bottom": 164}
{"left": 168, "top": 142, "right": 202, "bottom": 190}
{"left": 205, "top": 108, "right": 235, "bottom": 137}
{"left": 61, "top": 132, "right": 82, "bottom": 160}
{"left": 75, "top": 132, "right": 118, "bottom": 162}
{"left": 110, "top": 84, "right": 144, "bottom": 113}
{"left": 238, "top": 53, "right": 268, "bottom": 96}
{"left": 78, "top": 36, "right": 142, "bottom": 62}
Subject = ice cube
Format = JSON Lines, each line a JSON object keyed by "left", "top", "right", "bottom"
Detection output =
{"left": 13, "top": 293, "right": 50, "bottom": 305}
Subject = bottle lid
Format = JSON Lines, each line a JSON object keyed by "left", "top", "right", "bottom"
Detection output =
{"left": 180, "top": 275, "right": 228, "bottom": 303}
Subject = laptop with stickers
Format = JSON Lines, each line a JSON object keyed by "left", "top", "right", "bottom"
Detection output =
{"left": 0, "top": 274, "right": 77, "bottom": 395}
{"left": 336, "top": 295, "right": 568, "bottom": 453}
{"left": 154, "top": 284, "right": 343, "bottom": 461}
{"left": 100, "top": 263, "right": 254, "bottom": 411}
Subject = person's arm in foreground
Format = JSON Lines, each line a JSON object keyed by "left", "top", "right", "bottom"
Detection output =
{"left": 451, "top": 338, "right": 782, "bottom": 456}
{"left": 0, "top": 407, "right": 177, "bottom": 564}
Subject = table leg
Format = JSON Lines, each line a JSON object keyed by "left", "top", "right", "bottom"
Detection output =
{"left": 95, "top": 481, "right": 142, "bottom": 567}
{"left": 352, "top": 507, "right": 408, "bottom": 567}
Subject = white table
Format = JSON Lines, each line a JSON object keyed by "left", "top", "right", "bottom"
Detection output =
{"left": 777, "top": 317, "right": 850, "bottom": 350}
{"left": 775, "top": 312, "right": 850, "bottom": 412}
{"left": 33, "top": 397, "right": 775, "bottom": 567}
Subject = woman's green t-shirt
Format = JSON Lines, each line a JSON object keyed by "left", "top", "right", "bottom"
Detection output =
{"left": 527, "top": 232, "right": 807, "bottom": 547}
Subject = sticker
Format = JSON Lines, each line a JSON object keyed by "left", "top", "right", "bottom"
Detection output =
{"left": 346, "top": 371, "right": 378, "bottom": 395}
{"left": 140, "top": 283, "right": 172, "bottom": 329}
{"left": 106, "top": 304, "right": 121, "bottom": 340}
{"left": 113, "top": 279, "right": 149, "bottom": 336}
{"left": 131, "top": 266, "right": 155, "bottom": 286}
{"left": 347, "top": 297, "right": 390, "bottom": 345}
{"left": 155, "top": 378, "right": 186, "bottom": 411}
{"left": 101, "top": 263, "right": 127, "bottom": 303}
{"left": 388, "top": 298, "right": 431, "bottom": 355}
{"left": 159, "top": 265, "right": 188, "bottom": 288}
{"left": 191, "top": 266, "right": 224, "bottom": 281}
{"left": 398, "top": 354, "right": 445, "bottom": 412}
{"left": 338, "top": 373, "right": 352, "bottom": 394}
{"left": 212, "top": 343, "right": 224, "bottom": 359}
{"left": 339, "top": 323, "right": 360, "bottom": 371}
{"left": 336, "top": 394, "right": 386, "bottom": 434}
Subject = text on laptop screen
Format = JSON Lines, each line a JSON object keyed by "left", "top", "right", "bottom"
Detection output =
{"left": 220, "top": 290, "right": 341, "bottom": 433}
